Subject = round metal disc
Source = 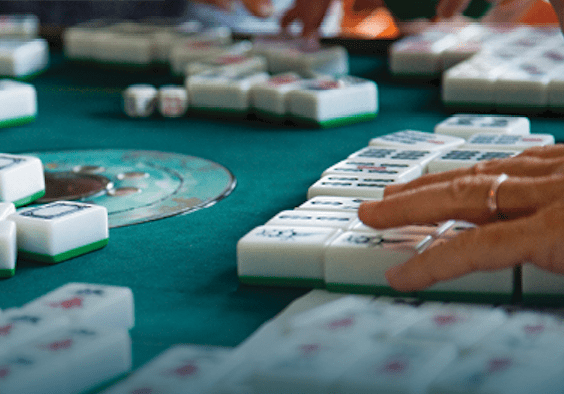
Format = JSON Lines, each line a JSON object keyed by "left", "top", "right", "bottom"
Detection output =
{"left": 27, "top": 149, "right": 236, "bottom": 228}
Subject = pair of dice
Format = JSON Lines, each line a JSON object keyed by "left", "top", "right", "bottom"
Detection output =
{"left": 0, "top": 153, "right": 109, "bottom": 278}
{"left": 123, "top": 84, "right": 187, "bottom": 118}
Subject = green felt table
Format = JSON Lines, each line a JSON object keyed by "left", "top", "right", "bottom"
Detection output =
{"left": 1, "top": 46, "right": 564, "bottom": 374}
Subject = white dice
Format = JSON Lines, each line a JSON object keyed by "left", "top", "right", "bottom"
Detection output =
{"left": 123, "top": 84, "right": 158, "bottom": 118}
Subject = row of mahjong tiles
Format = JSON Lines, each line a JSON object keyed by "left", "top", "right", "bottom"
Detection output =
{"left": 389, "top": 23, "right": 564, "bottom": 111}
{"left": 6, "top": 283, "right": 564, "bottom": 394}
{"left": 123, "top": 74, "right": 378, "bottom": 128}
{"left": 237, "top": 114, "right": 558, "bottom": 304}
{"left": 63, "top": 19, "right": 349, "bottom": 77}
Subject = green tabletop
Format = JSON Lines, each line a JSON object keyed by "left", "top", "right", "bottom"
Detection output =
{"left": 1, "top": 49, "right": 563, "bottom": 370}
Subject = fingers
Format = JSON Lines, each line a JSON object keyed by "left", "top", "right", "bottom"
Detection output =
{"left": 385, "top": 199, "right": 564, "bottom": 292}
{"left": 518, "top": 144, "right": 564, "bottom": 159}
{"left": 280, "top": 0, "right": 333, "bottom": 37}
{"left": 435, "top": 0, "right": 472, "bottom": 19}
{"left": 352, "top": 0, "right": 387, "bottom": 12}
{"left": 358, "top": 174, "right": 564, "bottom": 228}
{"left": 384, "top": 155, "right": 564, "bottom": 197}
{"left": 241, "top": 0, "right": 274, "bottom": 17}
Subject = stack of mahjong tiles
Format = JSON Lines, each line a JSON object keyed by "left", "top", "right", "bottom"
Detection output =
{"left": 123, "top": 73, "right": 378, "bottom": 128}
{"left": 238, "top": 114, "right": 561, "bottom": 302}
{"left": 0, "top": 282, "right": 134, "bottom": 394}
{"left": 98, "top": 291, "right": 564, "bottom": 394}
{"left": 63, "top": 19, "right": 350, "bottom": 79}
{"left": 0, "top": 152, "right": 109, "bottom": 278}
{"left": 0, "top": 14, "right": 39, "bottom": 39}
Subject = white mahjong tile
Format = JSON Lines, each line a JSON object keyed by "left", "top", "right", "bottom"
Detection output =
{"left": 186, "top": 53, "right": 267, "bottom": 77}
{"left": 389, "top": 30, "right": 458, "bottom": 76}
{"left": 286, "top": 76, "right": 378, "bottom": 128}
{"left": 476, "top": 311, "right": 564, "bottom": 357}
{"left": 101, "top": 345, "right": 234, "bottom": 394}
{"left": 334, "top": 339, "right": 457, "bottom": 394}
{"left": 321, "top": 158, "right": 422, "bottom": 182}
{"left": 15, "top": 326, "right": 131, "bottom": 394}
{"left": 493, "top": 60, "right": 554, "bottom": 109}
{"left": 0, "top": 309, "right": 70, "bottom": 355}
{"left": 349, "top": 219, "right": 455, "bottom": 239}
{"left": 521, "top": 264, "right": 564, "bottom": 304}
{"left": 348, "top": 147, "right": 443, "bottom": 173}
{"left": 427, "top": 149, "right": 521, "bottom": 173}
{"left": 398, "top": 303, "right": 507, "bottom": 351}
{"left": 440, "top": 24, "right": 499, "bottom": 70}
{"left": 237, "top": 225, "right": 341, "bottom": 287}
{"left": 63, "top": 21, "right": 107, "bottom": 61}
{"left": 289, "top": 295, "right": 424, "bottom": 340}
{"left": 266, "top": 209, "right": 358, "bottom": 230}
{"left": 369, "top": 130, "right": 465, "bottom": 152}
{"left": 0, "top": 38, "right": 49, "bottom": 78}
{"left": 0, "top": 153, "right": 44, "bottom": 206}
{"left": 296, "top": 196, "right": 373, "bottom": 212}
{"left": 250, "top": 73, "right": 302, "bottom": 118}
{"left": 429, "top": 349, "right": 564, "bottom": 394}
{"left": 0, "top": 79, "right": 37, "bottom": 127}
{"left": 170, "top": 39, "right": 247, "bottom": 75}
{"left": 0, "top": 220, "right": 16, "bottom": 278}
{"left": 441, "top": 56, "right": 511, "bottom": 109}
{"left": 463, "top": 133, "right": 554, "bottom": 151}
{"left": 307, "top": 174, "right": 398, "bottom": 200}
{"left": 187, "top": 70, "right": 269, "bottom": 113}
{"left": 324, "top": 231, "right": 431, "bottom": 293}
{"left": 21, "top": 282, "right": 134, "bottom": 329}
{"left": 434, "top": 114, "right": 531, "bottom": 139}
{"left": 251, "top": 331, "right": 370, "bottom": 394}
{"left": 0, "top": 14, "right": 39, "bottom": 38}
{"left": 95, "top": 30, "right": 154, "bottom": 66}
{"left": 9, "top": 201, "right": 108, "bottom": 263}
{"left": 0, "top": 201, "right": 14, "bottom": 220}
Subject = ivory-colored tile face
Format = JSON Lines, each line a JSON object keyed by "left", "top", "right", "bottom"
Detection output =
{"left": 21, "top": 282, "right": 134, "bottom": 330}
{"left": 237, "top": 225, "right": 340, "bottom": 284}
{"left": 322, "top": 158, "right": 422, "bottom": 182}
{"left": 434, "top": 114, "right": 531, "bottom": 139}
{"left": 348, "top": 147, "right": 442, "bottom": 173}
{"left": 8, "top": 201, "right": 108, "bottom": 263}
{"left": 0, "top": 153, "right": 44, "bottom": 207}
{"left": 369, "top": 130, "right": 465, "bottom": 152}
{"left": 0, "top": 220, "right": 16, "bottom": 277}
{"left": 307, "top": 174, "right": 397, "bottom": 200}
{"left": 427, "top": 148, "right": 521, "bottom": 173}
{"left": 297, "top": 196, "right": 374, "bottom": 212}
{"left": 0, "top": 38, "right": 48, "bottom": 78}
{"left": 250, "top": 73, "right": 302, "bottom": 117}
{"left": 463, "top": 133, "right": 555, "bottom": 151}
{"left": 266, "top": 209, "right": 357, "bottom": 230}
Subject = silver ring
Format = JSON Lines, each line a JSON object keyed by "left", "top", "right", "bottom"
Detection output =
{"left": 487, "top": 173, "right": 508, "bottom": 214}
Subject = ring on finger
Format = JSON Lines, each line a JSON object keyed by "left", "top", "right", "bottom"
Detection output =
{"left": 487, "top": 173, "right": 509, "bottom": 214}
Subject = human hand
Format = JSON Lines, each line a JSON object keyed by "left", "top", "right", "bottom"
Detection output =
{"left": 357, "top": 144, "right": 564, "bottom": 292}
{"left": 192, "top": 0, "right": 274, "bottom": 18}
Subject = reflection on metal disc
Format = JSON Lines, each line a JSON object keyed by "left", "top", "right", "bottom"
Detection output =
{"left": 39, "top": 172, "right": 113, "bottom": 202}
{"left": 27, "top": 149, "right": 236, "bottom": 228}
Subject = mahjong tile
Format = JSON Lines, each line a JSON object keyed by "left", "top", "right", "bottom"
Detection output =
{"left": 369, "top": 130, "right": 465, "bottom": 152}
{"left": 9, "top": 201, "right": 108, "bottom": 263}
{"left": 21, "top": 282, "right": 134, "bottom": 329}
{"left": 170, "top": 38, "right": 245, "bottom": 75}
{"left": 0, "top": 221, "right": 16, "bottom": 278}
{"left": 0, "top": 79, "right": 37, "bottom": 128}
{"left": 434, "top": 114, "right": 530, "bottom": 139}
{"left": 286, "top": 76, "right": 378, "bottom": 128}
{"left": 185, "top": 53, "right": 267, "bottom": 77}
{"left": 95, "top": 30, "right": 154, "bottom": 66}
{"left": 237, "top": 225, "right": 341, "bottom": 288}
{"left": 321, "top": 158, "right": 422, "bottom": 182}
{"left": 440, "top": 221, "right": 477, "bottom": 239}
{"left": 0, "top": 14, "right": 39, "bottom": 38}
{"left": 334, "top": 339, "right": 457, "bottom": 394}
{"left": 0, "top": 152, "right": 44, "bottom": 206}
{"left": 296, "top": 196, "right": 373, "bottom": 212}
{"left": 307, "top": 174, "right": 398, "bottom": 200}
{"left": 463, "top": 133, "right": 554, "bottom": 151}
{"left": 427, "top": 149, "right": 521, "bottom": 173}
{"left": 521, "top": 264, "right": 564, "bottom": 305}
{"left": 187, "top": 70, "right": 269, "bottom": 113}
{"left": 265, "top": 209, "right": 358, "bottom": 230}
{"left": 250, "top": 73, "right": 302, "bottom": 118}
{"left": 324, "top": 231, "right": 431, "bottom": 294}
{"left": 348, "top": 147, "right": 442, "bottom": 173}
{"left": 494, "top": 61, "right": 553, "bottom": 109}
{"left": 398, "top": 303, "right": 507, "bottom": 350}
{"left": 0, "top": 38, "right": 49, "bottom": 78}
{"left": 349, "top": 220, "right": 455, "bottom": 239}
{"left": 546, "top": 65, "right": 564, "bottom": 109}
